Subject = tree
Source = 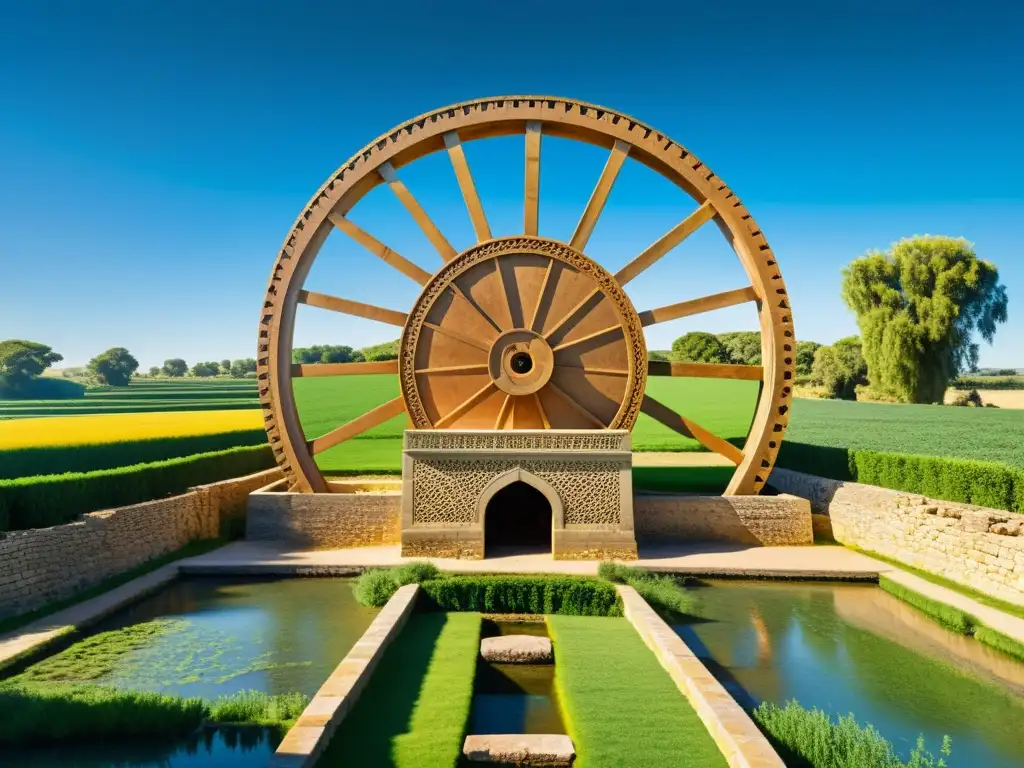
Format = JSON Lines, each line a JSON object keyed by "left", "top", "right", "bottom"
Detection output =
{"left": 717, "top": 331, "right": 761, "bottom": 366}
{"left": 811, "top": 336, "right": 867, "bottom": 400}
{"left": 88, "top": 347, "right": 139, "bottom": 387}
{"left": 0, "top": 340, "right": 62, "bottom": 387}
{"left": 230, "top": 358, "right": 257, "bottom": 377}
{"left": 795, "top": 341, "right": 822, "bottom": 377}
{"left": 162, "top": 358, "right": 188, "bottom": 377}
{"left": 671, "top": 332, "right": 729, "bottom": 363}
{"left": 292, "top": 346, "right": 323, "bottom": 365}
{"left": 320, "top": 345, "right": 358, "bottom": 364}
{"left": 841, "top": 236, "right": 1008, "bottom": 403}
{"left": 360, "top": 340, "right": 399, "bottom": 362}
{"left": 648, "top": 350, "right": 670, "bottom": 362}
{"left": 220, "top": 359, "right": 231, "bottom": 375}
{"left": 190, "top": 361, "right": 220, "bottom": 377}
{"left": 148, "top": 366, "right": 160, "bottom": 377}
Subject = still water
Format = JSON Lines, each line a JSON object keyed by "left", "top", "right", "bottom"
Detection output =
{"left": 86, "top": 577, "right": 379, "bottom": 699}
{"left": 675, "top": 581, "right": 1024, "bottom": 768}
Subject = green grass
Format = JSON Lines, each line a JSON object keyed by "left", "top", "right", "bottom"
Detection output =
{"left": 752, "top": 700, "right": 951, "bottom": 768}
{"left": 207, "top": 690, "right": 308, "bottom": 729}
{"left": 597, "top": 562, "right": 700, "bottom": 617}
{"left": 0, "top": 538, "right": 227, "bottom": 639}
{"left": 319, "top": 612, "right": 481, "bottom": 768}
{"left": 548, "top": 615, "right": 726, "bottom": 768}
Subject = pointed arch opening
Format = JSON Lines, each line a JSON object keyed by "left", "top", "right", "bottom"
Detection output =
{"left": 478, "top": 469, "right": 563, "bottom": 557}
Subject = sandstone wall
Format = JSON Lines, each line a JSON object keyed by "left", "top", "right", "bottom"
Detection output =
{"left": 634, "top": 494, "right": 813, "bottom": 546}
{"left": 0, "top": 468, "right": 283, "bottom": 620}
{"left": 247, "top": 490, "right": 401, "bottom": 549}
{"left": 771, "top": 468, "right": 1024, "bottom": 604}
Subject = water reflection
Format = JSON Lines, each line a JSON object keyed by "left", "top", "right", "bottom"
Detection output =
{"left": 675, "top": 581, "right": 1024, "bottom": 768}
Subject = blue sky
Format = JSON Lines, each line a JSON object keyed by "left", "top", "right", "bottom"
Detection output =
{"left": 1, "top": 1, "right": 1021, "bottom": 369}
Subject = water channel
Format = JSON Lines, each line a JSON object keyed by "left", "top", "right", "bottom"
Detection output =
{"left": 674, "top": 580, "right": 1024, "bottom": 767}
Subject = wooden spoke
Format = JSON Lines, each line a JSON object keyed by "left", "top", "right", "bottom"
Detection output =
{"left": 556, "top": 364, "right": 628, "bottom": 377}
{"left": 547, "top": 380, "right": 605, "bottom": 428}
{"left": 495, "top": 393, "right": 514, "bottom": 429}
{"left": 415, "top": 363, "right": 489, "bottom": 374}
{"left": 551, "top": 323, "right": 623, "bottom": 353}
{"left": 570, "top": 139, "right": 630, "bottom": 252}
{"left": 434, "top": 381, "right": 496, "bottom": 428}
{"left": 524, "top": 121, "right": 541, "bottom": 235}
{"left": 615, "top": 201, "right": 717, "bottom": 286}
{"left": 528, "top": 258, "right": 555, "bottom": 332}
{"left": 326, "top": 213, "right": 431, "bottom": 285}
{"left": 448, "top": 284, "right": 504, "bottom": 334}
{"left": 638, "top": 286, "right": 759, "bottom": 326}
{"left": 423, "top": 321, "right": 492, "bottom": 352}
{"left": 298, "top": 290, "right": 407, "bottom": 327}
{"left": 532, "top": 392, "right": 551, "bottom": 428}
{"left": 641, "top": 394, "right": 744, "bottom": 465}
{"left": 293, "top": 360, "right": 398, "bottom": 377}
{"left": 648, "top": 361, "right": 763, "bottom": 381}
{"left": 308, "top": 396, "right": 405, "bottom": 455}
{"left": 378, "top": 161, "right": 457, "bottom": 261}
{"left": 444, "top": 131, "right": 491, "bottom": 242}
{"left": 543, "top": 287, "right": 602, "bottom": 341}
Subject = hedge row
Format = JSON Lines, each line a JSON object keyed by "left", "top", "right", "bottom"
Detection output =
{"left": 776, "top": 442, "right": 1024, "bottom": 514}
{"left": 951, "top": 376, "right": 1024, "bottom": 391}
{"left": 0, "top": 445, "right": 275, "bottom": 532}
{"left": 0, "top": 430, "right": 267, "bottom": 480}
{"left": 417, "top": 576, "right": 622, "bottom": 616}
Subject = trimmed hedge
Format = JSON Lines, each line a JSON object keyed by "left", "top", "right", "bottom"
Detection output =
{"left": 0, "top": 445, "right": 275, "bottom": 532}
{"left": 0, "top": 430, "right": 267, "bottom": 480}
{"left": 951, "top": 376, "right": 1024, "bottom": 391}
{"left": 776, "top": 442, "right": 1024, "bottom": 514}
{"left": 417, "top": 575, "right": 622, "bottom": 616}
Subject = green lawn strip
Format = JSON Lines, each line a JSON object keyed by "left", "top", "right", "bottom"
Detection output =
{"left": 319, "top": 612, "right": 481, "bottom": 768}
{"left": 848, "top": 545, "right": 1024, "bottom": 621}
{"left": 547, "top": 615, "right": 727, "bottom": 768}
{"left": 0, "top": 538, "right": 227, "bottom": 638}
{"left": 878, "top": 575, "right": 1024, "bottom": 662}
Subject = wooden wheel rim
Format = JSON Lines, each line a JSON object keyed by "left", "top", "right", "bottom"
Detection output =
{"left": 257, "top": 96, "right": 795, "bottom": 494}
{"left": 400, "top": 236, "right": 647, "bottom": 429}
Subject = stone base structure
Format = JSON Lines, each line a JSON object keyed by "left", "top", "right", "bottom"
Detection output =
{"left": 771, "top": 469, "right": 1024, "bottom": 605}
{"left": 634, "top": 493, "right": 813, "bottom": 546}
{"left": 401, "top": 430, "right": 637, "bottom": 560}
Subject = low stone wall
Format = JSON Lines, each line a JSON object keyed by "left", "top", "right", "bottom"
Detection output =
{"left": 771, "top": 469, "right": 1024, "bottom": 605}
{"left": 0, "top": 468, "right": 283, "bottom": 620}
{"left": 634, "top": 494, "right": 813, "bottom": 546}
{"left": 247, "top": 487, "right": 401, "bottom": 549}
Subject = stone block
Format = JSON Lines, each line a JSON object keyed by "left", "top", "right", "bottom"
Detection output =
{"left": 463, "top": 734, "right": 575, "bottom": 766}
{"left": 480, "top": 635, "right": 552, "bottom": 663}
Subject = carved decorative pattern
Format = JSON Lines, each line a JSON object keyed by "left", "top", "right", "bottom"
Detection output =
{"left": 405, "top": 431, "right": 627, "bottom": 452}
{"left": 411, "top": 458, "right": 621, "bottom": 526}
{"left": 256, "top": 96, "right": 796, "bottom": 494}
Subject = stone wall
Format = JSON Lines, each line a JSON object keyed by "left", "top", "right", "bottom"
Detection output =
{"left": 771, "top": 468, "right": 1024, "bottom": 604}
{"left": 247, "top": 488, "right": 401, "bottom": 549}
{"left": 634, "top": 494, "right": 813, "bottom": 546}
{"left": 0, "top": 468, "right": 283, "bottom": 620}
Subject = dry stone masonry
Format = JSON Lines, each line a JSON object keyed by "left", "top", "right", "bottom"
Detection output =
{"left": 480, "top": 635, "right": 553, "bottom": 664}
{"left": 771, "top": 469, "right": 1024, "bottom": 605}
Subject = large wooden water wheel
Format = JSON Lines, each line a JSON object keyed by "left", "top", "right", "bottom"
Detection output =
{"left": 257, "top": 97, "right": 795, "bottom": 495}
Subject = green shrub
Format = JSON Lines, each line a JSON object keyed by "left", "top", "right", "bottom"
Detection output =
{"left": 753, "top": 700, "right": 951, "bottom": 768}
{"left": 418, "top": 575, "right": 621, "bottom": 616}
{"left": 354, "top": 569, "right": 400, "bottom": 607}
{"left": 951, "top": 376, "right": 1024, "bottom": 391}
{"left": 0, "top": 430, "right": 267, "bottom": 480}
{"left": 597, "top": 561, "right": 699, "bottom": 617}
{"left": 0, "top": 376, "right": 86, "bottom": 400}
{"left": 0, "top": 445, "right": 274, "bottom": 531}
{"left": 391, "top": 561, "right": 441, "bottom": 585}
{"left": 208, "top": 690, "right": 309, "bottom": 727}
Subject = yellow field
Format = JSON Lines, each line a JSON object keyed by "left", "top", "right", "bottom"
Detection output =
{"left": 0, "top": 409, "right": 264, "bottom": 449}
{"left": 943, "top": 389, "right": 1024, "bottom": 409}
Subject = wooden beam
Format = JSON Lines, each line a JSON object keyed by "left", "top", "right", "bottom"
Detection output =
{"left": 647, "top": 361, "right": 763, "bottom": 381}
{"left": 551, "top": 323, "right": 623, "bottom": 353}
{"left": 326, "top": 213, "right": 431, "bottom": 285}
{"left": 524, "top": 121, "right": 541, "bottom": 235}
{"left": 434, "top": 381, "right": 496, "bottom": 428}
{"left": 292, "top": 360, "right": 398, "bottom": 377}
{"left": 378, "top": 161, "right": 458, "bottom": 261}
{"left": 308, "top": 396, "right": 405, "bottom": 455}
{"left": 423, "top": 321, "right": 492, "bottom": 353}
{"left": 641, "top": 394, "right": 744, "bottom": 464}
{"left": 569, "top": 139, "right": 630, "bottom": 251}
{"left": 615, "top": 201, "right": 716, "bottom": 286}
{"left": 638, "top": 286, "right": 759, "bottom": 326}
{"left": 444, "top": 131, "right": 491, "bottom": 242}
{"left": 298, "top": 290, "right": 407, "bottom": 327}
{"left": 547, "top": 380, "right": 606, "bottom": 428}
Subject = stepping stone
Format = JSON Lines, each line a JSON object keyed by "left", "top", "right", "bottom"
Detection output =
{"left": 481, "top": 635, "right": 553, "bottom": 663}
{"left": 464, "top": 734, "right": 575, "bottom": 765}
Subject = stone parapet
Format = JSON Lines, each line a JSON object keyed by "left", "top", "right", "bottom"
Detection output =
{"left": 247, "top": 489, "right": 401, "bottom": 550}
{"left": 634, "top": 494, "right": 812, "bottom": 546}
{"left": 770, "top": 469, "right": 1024, "bottom": 605}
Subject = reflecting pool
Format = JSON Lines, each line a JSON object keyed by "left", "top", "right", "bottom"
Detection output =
{"left": 675, "top": 580, "right": 1024, "bottom": 768}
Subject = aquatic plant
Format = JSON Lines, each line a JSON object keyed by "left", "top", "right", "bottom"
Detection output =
{"left": 752, "top": 700, "right": 951, "bottom": 768}
{"left": 208, "top": 690, "right": 309, "bottom": 728}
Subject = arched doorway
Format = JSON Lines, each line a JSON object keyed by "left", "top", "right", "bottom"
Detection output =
{"left": 484, "top": 481, "right": 552, "bottom": 556}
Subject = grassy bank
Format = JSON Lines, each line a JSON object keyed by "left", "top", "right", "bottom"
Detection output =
{"left": 319, "top": 612, "right": 481, "bottom": 767}
{"left": 548, "top": 615, "right": 726, "bottom": 768}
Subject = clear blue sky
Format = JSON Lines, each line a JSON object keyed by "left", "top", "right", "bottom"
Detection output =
{"left": 1, "top": 1, "right": 1021, "bottom": 369}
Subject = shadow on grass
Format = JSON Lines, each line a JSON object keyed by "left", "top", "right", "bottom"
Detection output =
{"left": 632, "top": 466, "right": 733, "bottom": 494}
{"left": 318, "top": 613, "right": 448, "bottom": 767}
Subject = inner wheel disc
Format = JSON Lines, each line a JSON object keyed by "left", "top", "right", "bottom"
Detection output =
{"left": 400, "top": 236, "right": 647, "bottom": 430}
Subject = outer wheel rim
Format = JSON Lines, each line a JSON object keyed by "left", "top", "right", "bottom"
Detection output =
{"left": 257, "top": 96, "right": 795, "bottom": 495}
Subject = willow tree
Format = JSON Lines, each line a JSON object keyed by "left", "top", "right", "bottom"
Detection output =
{"left": 841, "top": 236, "right": 1007, "bottom": 403}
